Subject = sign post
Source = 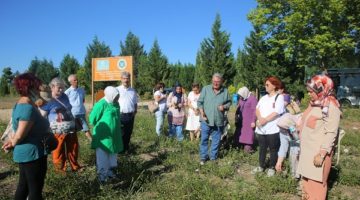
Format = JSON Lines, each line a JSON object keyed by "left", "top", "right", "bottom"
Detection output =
{"left": 91, "top": 56, "right": 133, "bottom": 105}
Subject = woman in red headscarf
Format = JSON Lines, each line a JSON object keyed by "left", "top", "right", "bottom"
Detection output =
{"left": 297, "top": 74, "right": 341, "bottom": 200}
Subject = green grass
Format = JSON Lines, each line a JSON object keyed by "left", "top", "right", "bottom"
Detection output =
{"left": 0, "top": 108, "right": 360, "bottom": 199}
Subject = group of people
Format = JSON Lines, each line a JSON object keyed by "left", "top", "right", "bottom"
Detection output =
{"left": 1, "top": 71, "right": 138, "bottom": 199}
{"left": 2, "top": 70, "right": 341, "bottom": 200}
{"left": 153, "top": 82, "right": 201, "bottom": 141}
{"left": 233, "top": 75, "right": 341, "bottom": 199}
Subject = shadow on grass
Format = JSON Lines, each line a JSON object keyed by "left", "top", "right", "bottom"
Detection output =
{"left": 0, "top": 169, "right": 16, "bottom": 181}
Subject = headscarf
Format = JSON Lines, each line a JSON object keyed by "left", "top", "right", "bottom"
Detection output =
{"left": 306, "top": 74, "right": 340, "bottom": 115}
{"left": 172, "top": 83, "right": 183, "bottom": 104}
{"left": 237, "top": 86, "right": 250, "bottom": 100}
{"left": 104, "top": 86, "right": 119, "bottom": 103}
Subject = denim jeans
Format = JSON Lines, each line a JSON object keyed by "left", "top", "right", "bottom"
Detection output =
{"left": 169, "top": 124, "right": 184, "bottom": 141}
{"left": 74, "top": 114, "right": 89, "bottom": 132}
{"left": 199, "top": 122, "right": 223, "bottom": 161}
{"left": 155, "top": 110, "right": 164, "bottom": 136}
{"left": 278, "top": 132, "right": 300, "bottom": 177}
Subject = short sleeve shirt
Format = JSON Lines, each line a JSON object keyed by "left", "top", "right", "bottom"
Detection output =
{"left": 41, "top": 93, "right": 72, "bottom": 123}
{"left": 12, "top": 103, "right": 50, "bottom": 163}
{"left": 154, "top": 90, "right": 167, "bottom": 111}
{"left": 64, "top": 86, "right": 86, "bottom": 115}
{"left": 255, "top": 94, "right": 285, "bottom": 135}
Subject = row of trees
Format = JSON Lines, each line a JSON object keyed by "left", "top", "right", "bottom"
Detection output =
{"left": 1, "top": 0, "right": 359, "bottom": 97}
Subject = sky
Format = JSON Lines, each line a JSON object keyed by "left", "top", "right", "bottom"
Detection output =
{"left": 0, "top": 0, "right": 257, "bottom": 75}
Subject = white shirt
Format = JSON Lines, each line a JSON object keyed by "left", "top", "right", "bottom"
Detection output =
{"left": 116, "top": 85, "right": 138, "bottom": 113}
{"left": 154, "top": 90, "right": 167, "bottom": 111}
{"left": 255, "top": 94, "right": 285, "bottom": 135}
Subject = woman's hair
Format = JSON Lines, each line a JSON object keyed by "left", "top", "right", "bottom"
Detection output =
{"left": 265, "top": 76, "right": 282, "bottom": 91}
{"left": 192, "top": 83, "right": 200, "bottom": 89}
{"left": 49, "top": 77, "right": 65, "bottom": 88}
{"left": 155, "top": 82, "right": 165, "bottom": 90}
{"left": 279, "top": 81, "right": 287, "bottom": 93}
{"left": 13, "top": 73, "right": 42, "bottom": 96}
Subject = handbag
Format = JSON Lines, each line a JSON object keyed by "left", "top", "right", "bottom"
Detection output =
{"left": 286, "top": 100, "right": 301, "bottom": 115}
{"left": 148, "top": 101, "right": 159, "bottom": 113}
{"left": 1, "top": 118, "right": 15, "bottom": 143}
{"left": 74, "top": 118, "right": 83, "bottom": 132}
{"left": 42, "top": 132, "right": 58, "bottom": 152}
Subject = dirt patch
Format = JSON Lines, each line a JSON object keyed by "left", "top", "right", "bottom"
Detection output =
{"left": 0, "top": 109, "right": 12, "bottom": 123}
{"left": 0, "top": 157, "right": 17, "bottom": 198}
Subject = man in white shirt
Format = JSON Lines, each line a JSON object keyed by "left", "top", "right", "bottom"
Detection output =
{"left": 116, "top": 72, "right": 138, "bottom": 153}
{"left": 65, "top": 74, "right": 92, "bottom": 141}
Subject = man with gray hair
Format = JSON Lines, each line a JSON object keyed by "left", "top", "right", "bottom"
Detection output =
{"left": 116, "top": 71, "right": 138, "bottom": 153}
{"left": 65, "top": 74, "right": 92, "bottom": 141}
{"left": 197, "top": 73, "right": 231, "bottom": 165}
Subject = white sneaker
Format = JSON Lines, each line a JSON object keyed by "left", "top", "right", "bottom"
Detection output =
{"left": 200, "top": 161, "right": 205, "bottom": 166}
{"left": 267, "top": 169, "right": 276, "bottom": 177}
{"left": 251, "top": 166, "right": 264, "bottom": 174}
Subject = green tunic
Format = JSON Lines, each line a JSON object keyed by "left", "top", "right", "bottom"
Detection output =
{"left": 89, "top": 99, "right": 123, "bottom": 153}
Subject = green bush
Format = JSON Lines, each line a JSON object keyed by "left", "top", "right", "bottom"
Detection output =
{"left": 142, "top": 92, "right": 153, "bottom": 100}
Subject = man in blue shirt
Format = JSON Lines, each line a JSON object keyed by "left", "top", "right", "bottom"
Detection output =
{"left": 65, "top": 74, "right": 92, "bottom": 141}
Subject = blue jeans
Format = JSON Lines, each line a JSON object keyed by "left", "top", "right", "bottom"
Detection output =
{"left": 155, "top": 110, "right": 165, "bottom": 136}
{"left": 199, "top": 122, "right": 223, "bottom": 161}
{"left": 169, "top": 124, "right": 184, "bottom": 141}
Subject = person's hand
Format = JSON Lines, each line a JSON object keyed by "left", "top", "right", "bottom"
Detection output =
{"left": 194, "top": 109, "right": 200, "bottom": 116}
{"left": 250, "top": 122, "right": 256, "bottom": 128}
{"left": 2, "top": 140, "right": 14, "bottom": 152}
{"left": 313, "top": 153, "right": 325, "bottom": 167}
{"left": 258, "top": 118, "right": 267, "bottom": 126}
{"left": 275, "top": 161, "right": 282, "bottom": 172}
{"left": 218, "top": 105, "right": 224, "bottom": 112}
{"left": 201, "top": 113, "right": 208, "bottom": 122}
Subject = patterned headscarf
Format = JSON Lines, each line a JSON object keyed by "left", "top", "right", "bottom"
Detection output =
{"left": 306, "top": 74, "right": 340, "bottom": 115}
{"left": 172, "top": 82, "right": 183, "bottom": 104}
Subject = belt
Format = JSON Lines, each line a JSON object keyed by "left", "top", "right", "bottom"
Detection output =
{"left": 121, "top": 112, "right": 134, "bottom": 115}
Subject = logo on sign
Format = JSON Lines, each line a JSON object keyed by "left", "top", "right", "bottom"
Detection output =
{"left": 117, "top": 59, "right": 127, "bottom": 70}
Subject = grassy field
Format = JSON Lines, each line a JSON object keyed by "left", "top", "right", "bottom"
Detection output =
{"left": 0, "top": 106, "right": 359, "bottom": 199}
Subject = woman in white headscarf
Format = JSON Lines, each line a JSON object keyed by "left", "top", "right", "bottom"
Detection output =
{"left": 234, "top": 87, "right": 258, "bottom": 153}
{"left": 89, "top": 86, "right": 124, "bottom": 182}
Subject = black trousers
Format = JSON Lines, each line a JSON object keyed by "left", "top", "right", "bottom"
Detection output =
{"left": 121, "top": 113, "right": 135, "bottom": 152}
{"left": 257, "top": 133, "right": 280, "bottom": 169}
{"left": 15, "top": 156, "right": 47, "bottom": 200}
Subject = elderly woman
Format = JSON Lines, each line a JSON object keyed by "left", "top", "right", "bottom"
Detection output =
{"left": 252, "top": 76, "right": 285, "bottom": 177}
{"left": 90, "top": 86, "right": 123, "bottom": 182}
{"left": 40, "top": 77, "right": 81, "bottom": 172}
{"left": 167, "top": 83, "right": 187, "bottom": 141}
{"left": 235, "top": 87, "right": 257, "bottom": 153}
{"left": 297, "top": 75, "right": 341, "bottom": 200}
{"left": 2, "top": 73, "right": 51, "bottom": 200}
{"left": 153, "top": 82, "right": 167, "bottom": 136}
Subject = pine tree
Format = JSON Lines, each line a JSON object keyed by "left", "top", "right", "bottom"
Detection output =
{"left": 28, "top": 58, "right": 59, "bottom": 84}
{"left": 83, "top": 36, "right": 113, "bottom": 92}
{"left": 138, "top": 40, "right": 169, "bottom": 93}
{"left": 119, "top": 32, "right": 147, "bottom": 88}
{"left": 59, "top": 54, "right": 80, "bottom": 81}
{"left": 195, "top": 14, "right": 235, "bottom": 87}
